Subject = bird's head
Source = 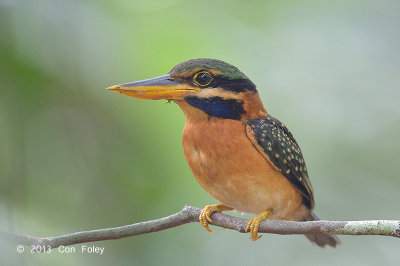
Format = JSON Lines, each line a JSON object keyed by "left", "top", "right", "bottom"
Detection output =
{"left": 107, "top": 58, "right": 267, "bottom": 120}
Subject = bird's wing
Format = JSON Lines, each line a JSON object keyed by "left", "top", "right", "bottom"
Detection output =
{"left": 245, "top": 115, "right": 315, "bottom": 209}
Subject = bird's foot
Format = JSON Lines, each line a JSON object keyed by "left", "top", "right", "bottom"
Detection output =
{"left": 199, "top": 204, "right": 232, "bottom": 233}
{"left": 245, "top": 209, "right": 272, "bottom": 241}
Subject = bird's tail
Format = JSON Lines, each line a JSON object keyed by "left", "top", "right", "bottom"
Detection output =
{"left": 304, "top": 211, "right": 341, "bottom": 248}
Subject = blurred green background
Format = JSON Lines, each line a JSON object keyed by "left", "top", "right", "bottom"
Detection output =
{"left": 1, "top": 0, "right": 399, "bottom": 265}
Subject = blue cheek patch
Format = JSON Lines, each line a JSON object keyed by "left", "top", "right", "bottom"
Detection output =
{"left": 185, "top": 96, "right": 245, "bottom": 120}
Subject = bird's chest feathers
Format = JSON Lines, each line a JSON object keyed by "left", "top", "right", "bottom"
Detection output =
{"left": 182, "top": 118, "right": 273, "bottom": 207}
{"left": 183, "top": 119, "right": 249, "bottom": 178}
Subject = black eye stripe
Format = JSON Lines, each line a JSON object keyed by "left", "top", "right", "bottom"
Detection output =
{"left": 188, "top": 72, "right": 257, "bottom": 92}
{"left": 210, "top": 76, "right": 257, "bottom": 93}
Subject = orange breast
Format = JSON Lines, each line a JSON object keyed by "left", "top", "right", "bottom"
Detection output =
{"left": 181, "top": 115, "right": 308, "bottom": 220}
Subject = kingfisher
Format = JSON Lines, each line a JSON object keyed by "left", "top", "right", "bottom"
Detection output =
{"left": 107, "top": 58, "right": 340, "bottom": 247}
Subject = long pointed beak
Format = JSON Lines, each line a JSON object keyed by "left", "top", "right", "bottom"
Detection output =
{"left": 106, "top": 74, "right": 201, "bottom": 100}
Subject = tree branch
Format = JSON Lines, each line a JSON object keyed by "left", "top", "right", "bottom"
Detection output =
{"left": 1, "top": 205, "right": 399, "bottom": 249}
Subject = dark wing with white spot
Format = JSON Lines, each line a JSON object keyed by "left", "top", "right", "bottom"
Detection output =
{"left": 246, "top": 115, "right": 315, "bottom": 209}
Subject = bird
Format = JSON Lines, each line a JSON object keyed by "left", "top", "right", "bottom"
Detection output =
{"left": 107, "top": 58, "right": 341, "bottom": 247}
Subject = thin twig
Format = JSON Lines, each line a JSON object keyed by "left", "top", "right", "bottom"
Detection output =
{"left": 1, "top": 205, "right": 399, "bottom": 249}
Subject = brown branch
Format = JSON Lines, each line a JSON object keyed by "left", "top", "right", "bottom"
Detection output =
{"left": 1, "top": 205, "right": 399, "bottom": 249}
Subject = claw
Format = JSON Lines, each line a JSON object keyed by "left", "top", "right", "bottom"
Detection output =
{"left": 199, "top": 204, "right": 232, "bottom": 233}
{"left": 245, "top": 217, "right": 255, "bottom": 232}
{"left": 199, "top": 206, "right": 217, "bottom": 232}
{"left": 245, "top": 209, "right": 272, "bottom": 241}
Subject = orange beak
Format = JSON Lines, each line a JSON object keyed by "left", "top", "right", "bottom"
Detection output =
{"left": 106, "top": 74, "right": 201, "bottom": 100}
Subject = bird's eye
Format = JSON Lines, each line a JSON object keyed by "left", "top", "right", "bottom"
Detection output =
{"left": 193, "top": 71, "right": 213, "bottom": 86}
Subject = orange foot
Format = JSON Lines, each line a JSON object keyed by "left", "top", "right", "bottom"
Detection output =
{"left": 199, "top": 204, "right": 232, "bottom": 233}
{"left": 245, "top": 209, "right": 272, "bottom": 241}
